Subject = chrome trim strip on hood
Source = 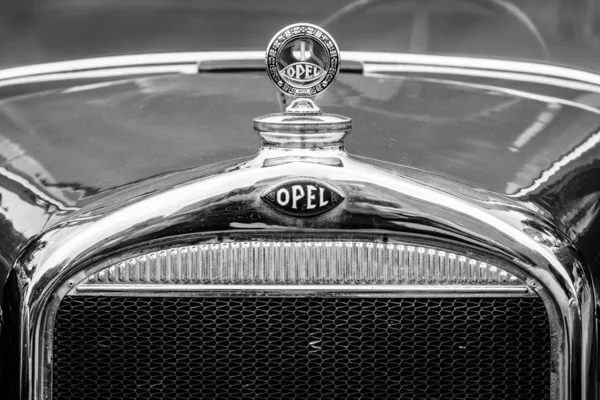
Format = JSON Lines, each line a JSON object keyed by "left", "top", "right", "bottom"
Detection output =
{"left": 2, "top": 50, "right": 600, "bottom": 93}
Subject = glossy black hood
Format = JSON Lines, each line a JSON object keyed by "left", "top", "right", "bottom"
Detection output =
{"left": 2, "top": 67, "right": 600, "bottom": 270}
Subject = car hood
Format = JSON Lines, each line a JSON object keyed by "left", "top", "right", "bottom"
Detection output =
{"left": 2, "top": 67, "right": 600, "bottom": 266}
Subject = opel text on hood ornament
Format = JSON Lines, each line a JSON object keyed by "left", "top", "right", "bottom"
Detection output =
{"left": 266, "top": 23, "right": 340, "bottom": 97}
{"left": 254, "top": 23, "right": 352, "bottom": 148}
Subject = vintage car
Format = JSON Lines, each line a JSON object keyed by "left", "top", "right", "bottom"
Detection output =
{"left": 1, "top": 1, "right": 599, "bottom": 399}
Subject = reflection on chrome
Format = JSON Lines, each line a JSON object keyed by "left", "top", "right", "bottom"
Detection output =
{"left": 509, "top": 103, "right": 562, "bottom": 153}
{"left": 509, "top": 129, "right": 600, "bottom": 197}
{"left": 0, "top": 168, "right": 78, "bottom": 213}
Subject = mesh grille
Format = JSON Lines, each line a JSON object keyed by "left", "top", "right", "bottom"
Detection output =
{"left": 52, "top": 297, "right": 550, "bottom": 400}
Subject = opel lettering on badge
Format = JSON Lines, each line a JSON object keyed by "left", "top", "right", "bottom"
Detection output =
{"left": 281, "top": 62, "right": 325, "bottom": 84}
{"left": 262, "top": 178, "right": 345, "bottom": 217}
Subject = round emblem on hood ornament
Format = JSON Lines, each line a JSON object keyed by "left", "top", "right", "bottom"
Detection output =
{"left": 266, "top": 23, "right": 340, "bottom": 97}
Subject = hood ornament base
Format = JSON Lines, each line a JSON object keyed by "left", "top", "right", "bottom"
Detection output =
{"left": 253, "top": 98, "right": 351, "bottom": 148}
{"left": 254, "top": 23, "right": 352, "bottom": 149}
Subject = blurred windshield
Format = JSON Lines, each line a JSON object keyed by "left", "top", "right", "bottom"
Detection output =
{"left": 1, "top": 0, "right": 600, "bottom": 71}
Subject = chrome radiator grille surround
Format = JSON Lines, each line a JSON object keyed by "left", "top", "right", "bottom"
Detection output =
{"left": 52, "top": 296, "right": 550, "bottom": 400}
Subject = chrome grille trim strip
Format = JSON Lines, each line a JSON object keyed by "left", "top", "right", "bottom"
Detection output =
{"left": 72, "top": 284, "right": 532, "bottom": 297}
{"left": 78, "top": 241, "right": 525, "bottom": 288}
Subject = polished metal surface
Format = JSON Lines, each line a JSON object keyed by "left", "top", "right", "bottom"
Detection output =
{"left": 73, "top": 285, "right": 531, "bottom": 297}
{"left": 253, "top": 108, "right": 352, "bottom": 135}
{"left": 73, "top": 240, "right": 526, "bottom": 289}
{"left": 255, "top": 121, "right": 350, "bottom": 148}
{"left": 0, "top": 51, "right": 597, "bottom": 400}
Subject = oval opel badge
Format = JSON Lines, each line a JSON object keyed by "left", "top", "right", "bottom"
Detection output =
{"left": 262, "top": 178, "right": 345, "bottom": 217}
{"left": 266, "top": 23, "right": 341, "bottom": 97}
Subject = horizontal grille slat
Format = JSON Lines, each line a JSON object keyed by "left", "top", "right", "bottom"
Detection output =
{"left": 52, "top": 297, "right": 550, "bottom": 400}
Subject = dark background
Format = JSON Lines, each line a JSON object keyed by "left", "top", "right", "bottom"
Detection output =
{"left": 1, "top": 0, "right": 600, "bottom": 70}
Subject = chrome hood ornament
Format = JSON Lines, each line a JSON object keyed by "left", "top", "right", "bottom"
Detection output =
{"left": 265, "top": 23, "right": 340, "bottom": 97}
{"left": 254, "top": 23, "right": 352, "bottom": 148}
